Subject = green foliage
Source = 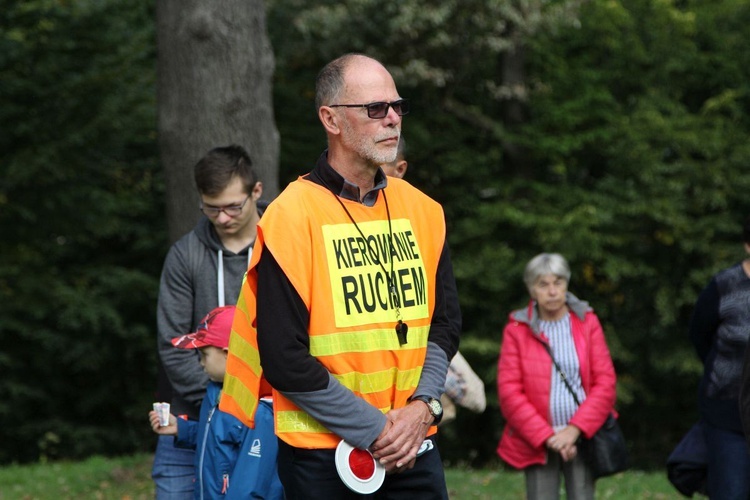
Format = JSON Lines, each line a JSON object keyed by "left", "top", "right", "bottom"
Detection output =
{"left": 0, "top": 0, "right": 162, "bottom": 463}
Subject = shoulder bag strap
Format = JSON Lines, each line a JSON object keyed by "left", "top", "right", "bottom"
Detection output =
{"left": 542, "top": 342, "right": 582, "bottom": 407}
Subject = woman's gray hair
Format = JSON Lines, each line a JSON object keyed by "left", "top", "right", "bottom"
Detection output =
{"left": 523, "top": 253, "right": 571, "bottom": 291}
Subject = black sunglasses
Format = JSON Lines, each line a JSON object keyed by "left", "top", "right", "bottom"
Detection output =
{"left": 329, "top": 99, "right": 409, "bottom": 119}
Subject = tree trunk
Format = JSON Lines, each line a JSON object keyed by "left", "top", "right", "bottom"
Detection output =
{"left": 500, "top": 41, "right": 531, "bottom": 177}
{"left": 157, "top": 0, "right": 279, "bottom": 243}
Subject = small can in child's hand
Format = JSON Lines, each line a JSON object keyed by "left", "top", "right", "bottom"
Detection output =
{"left": 153, "top": 402, "right": 170, "bottom": 426}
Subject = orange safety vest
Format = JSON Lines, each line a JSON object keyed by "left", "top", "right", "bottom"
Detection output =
{"left": 221, "top": 176, "right": 446, "bottom": 449}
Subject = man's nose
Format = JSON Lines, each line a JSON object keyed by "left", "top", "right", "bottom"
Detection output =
{"left": 384, "top": 106, "right": 401, "bottom": 125}
{"left": 216, "top": 211, "right": 232, "bottom": 223}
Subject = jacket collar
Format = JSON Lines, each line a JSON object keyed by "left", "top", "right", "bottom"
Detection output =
{"left": 305, "top": 150, "right": 387, "bottom": 207}
{"left": 510, "top": 292, "right": 591, "bottom": 335}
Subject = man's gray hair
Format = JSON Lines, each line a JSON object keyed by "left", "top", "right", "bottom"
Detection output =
{"left": 315, "top": 53, "right": 368, "bottom": 109}
{"left": 523, "top": 253, "right": 571, "bottom": 291}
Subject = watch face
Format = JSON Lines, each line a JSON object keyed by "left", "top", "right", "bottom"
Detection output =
{"left": 429, "top": 399, "right": 442, "bottom": 416}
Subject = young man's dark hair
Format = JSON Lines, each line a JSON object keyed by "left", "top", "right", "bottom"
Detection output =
{"left": 194, "top": 144, "right": 258, "bottom": 196}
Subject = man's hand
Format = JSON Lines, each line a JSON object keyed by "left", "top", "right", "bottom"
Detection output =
{"left": 370, "top": 401, "right": 432, "bottom": 473}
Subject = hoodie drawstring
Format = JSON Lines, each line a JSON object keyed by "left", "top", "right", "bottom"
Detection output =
{"left": 216, "top": 247, "right": 253, "bottom": 307}
{"left": 217, "top": 249, "right": 225, "bottom": 307}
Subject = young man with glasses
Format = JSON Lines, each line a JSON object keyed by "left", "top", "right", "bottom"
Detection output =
{"left": 153, "top": 145, "right": 264, "bottom": 498}
{"left": 222, "top": 54, "right": 460, "bottom": 499}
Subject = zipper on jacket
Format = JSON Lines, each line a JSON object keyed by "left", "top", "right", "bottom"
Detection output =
{"left": 198, "top": 405, "right": 217, "bottom": 500}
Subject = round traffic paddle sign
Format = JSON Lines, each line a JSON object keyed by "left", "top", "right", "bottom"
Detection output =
{"left": 335, "top": 440, "right": 386, "bottom": 494}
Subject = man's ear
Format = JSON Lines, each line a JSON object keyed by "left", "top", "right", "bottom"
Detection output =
{"left": 396, "top": 160, "right": 408, "bottom": 178}
{"left": 251, "top": 181, "right": 263, "bottom": 201}
{"left": 319, "top": 106, "right": 341, "bottom": 135}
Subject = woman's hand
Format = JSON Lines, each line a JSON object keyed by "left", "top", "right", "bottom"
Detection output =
{"left": 559, "top": 443, "right": 578, "bottom": 462}
{"left": 546, "top": 425, "right": 582, "bottom": 462}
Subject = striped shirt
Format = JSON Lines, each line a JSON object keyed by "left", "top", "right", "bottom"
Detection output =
{"left": 541, "top": 316, "right": 587, "bottom": 430}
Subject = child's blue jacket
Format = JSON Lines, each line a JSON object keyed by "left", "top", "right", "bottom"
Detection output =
{"left": 175, "top": 381, "right": 282, "bottom": 499}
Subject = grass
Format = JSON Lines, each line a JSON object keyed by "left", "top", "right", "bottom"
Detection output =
{"left": 0, "top": 454, "right": 153, "bottom": 500}
{"left": 0, "top": 453, "right": 697, "bottom": 499}
{"left": 445, "top": 467, "right": 696, "bottom": 499}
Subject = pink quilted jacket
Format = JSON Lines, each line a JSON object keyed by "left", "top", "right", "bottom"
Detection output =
{"left": 496, "top": 295, "right": 617, "bottom": 469}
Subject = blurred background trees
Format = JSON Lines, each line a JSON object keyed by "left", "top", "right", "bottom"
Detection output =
{"left": 0, "top": 0, "right": 161, "bottom": 463}
{"left": 2, "top": 0, "right": 749, "bottom": 468}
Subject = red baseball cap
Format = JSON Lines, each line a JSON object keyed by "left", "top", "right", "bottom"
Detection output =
{"left": 171, "top": 305, "right": 236, "bottom": 350}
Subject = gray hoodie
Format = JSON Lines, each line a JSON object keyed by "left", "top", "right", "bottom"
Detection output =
{"left": 156, "top": 216, "right": 253, "bottom": 419}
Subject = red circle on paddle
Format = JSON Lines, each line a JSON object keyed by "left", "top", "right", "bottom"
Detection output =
{"left": 348, "top": 448, "right": 375, "bottom": 480}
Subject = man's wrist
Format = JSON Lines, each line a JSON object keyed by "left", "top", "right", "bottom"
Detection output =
{"left": 409, "top": 395, "right": 443, "bottom": 424}
{"left": 411, "top": 399, "right": 434, "bottom": 424}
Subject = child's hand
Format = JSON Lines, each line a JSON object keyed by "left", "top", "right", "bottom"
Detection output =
{"left": 148, "top": 410, "right": 178, "bottom": 435}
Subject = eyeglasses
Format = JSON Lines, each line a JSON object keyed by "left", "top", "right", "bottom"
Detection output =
{"left": 329, "top": 99, "right": 409, "bottom": 119}
{"left": 200, "top": 195, "right": 250, "bottom": 217}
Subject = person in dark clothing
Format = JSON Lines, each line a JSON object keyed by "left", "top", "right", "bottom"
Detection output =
{"left": 152, "top": 145, "right": 264, "bottom": 498}
{"left": 692, "top": 215, "right": 750, "bottom": 500}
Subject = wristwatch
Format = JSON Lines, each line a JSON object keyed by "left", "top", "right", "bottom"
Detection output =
{"left": 411, "top": 395, "right": 443, "bottom": 425}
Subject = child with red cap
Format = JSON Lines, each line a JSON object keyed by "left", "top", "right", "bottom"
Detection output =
{"left": 148, "top": 305, "right": 283, "bottom": 499}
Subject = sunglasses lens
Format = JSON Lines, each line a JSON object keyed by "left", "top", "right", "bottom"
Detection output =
{"left": 365, "top": 100, "right": 410, "bottom": 118}
{"left": 367, "top": 102, "right": 389, "bottom": 118}
{"left": 393, "top": 100, "right": 409, "bottom": 116}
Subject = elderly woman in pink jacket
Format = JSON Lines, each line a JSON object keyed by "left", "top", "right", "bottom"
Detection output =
{"left": 496, "top": 253, "right": 617, "bottom": 499}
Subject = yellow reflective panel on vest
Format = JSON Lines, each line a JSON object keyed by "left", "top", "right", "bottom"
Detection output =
{"left": 221, "top": 372, "right": 259, "bottom": 426}
{"left": 276, "top": 410, "right": 332, "bottom": 435}
{"left": 227, "top": 327, "right": 262, "bottom": 376}
{"left": 323, "top": 218, "right": 429, "bottom": 328}
{"left": 333, "top": 365, "right": 423, "bottom": 395}
{"left": 309, "top": 324, "right": 430, "bottom": 356}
